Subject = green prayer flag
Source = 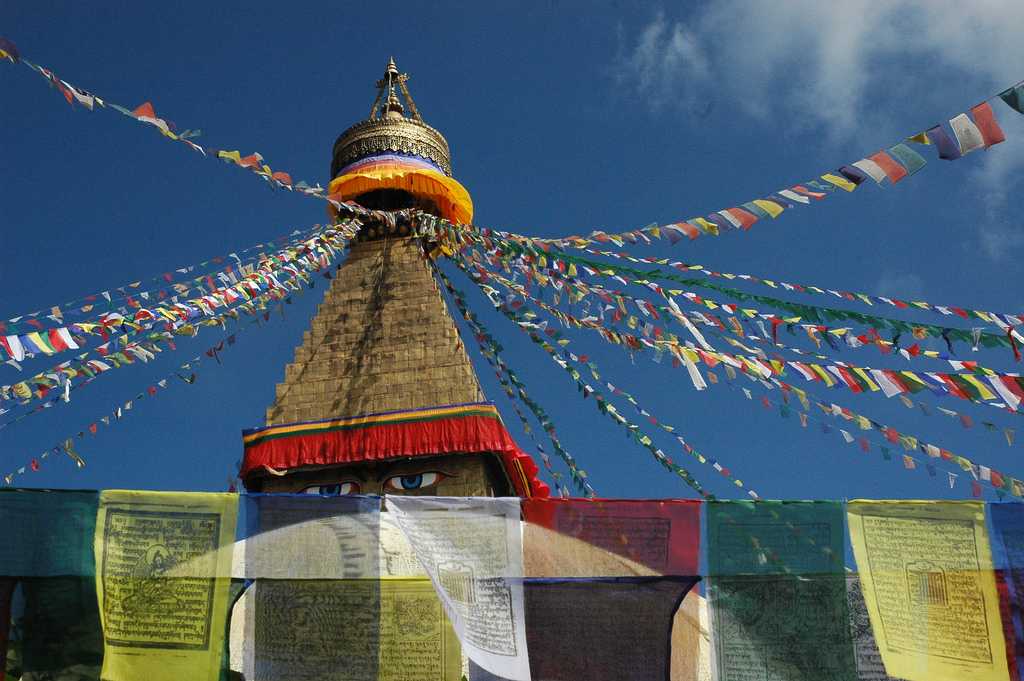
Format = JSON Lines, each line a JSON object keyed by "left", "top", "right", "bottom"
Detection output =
{"left": 706, "top": 501, "right": 855, "bottom": 681}
{"left": 1000, "top": 84, "right": 1024, "bottom": 114}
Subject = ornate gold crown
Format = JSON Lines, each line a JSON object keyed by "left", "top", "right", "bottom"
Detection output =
{"left": 330, "top": 58, "right": 452, "bottom": 179}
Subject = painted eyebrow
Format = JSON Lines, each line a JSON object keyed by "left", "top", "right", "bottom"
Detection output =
{"left": 375, "top": 468, "right": 456, "bottom": 482}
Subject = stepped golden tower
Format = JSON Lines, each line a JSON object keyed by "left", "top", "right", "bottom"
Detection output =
{"left": 239, "top": 59, "right": 548, "bottom": 500}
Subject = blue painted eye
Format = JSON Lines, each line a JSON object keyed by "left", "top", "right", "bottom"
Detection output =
{"left": 301, "top": 482, "right": 359, "bottom": 496}
{"left": 385, "top": 472, "right": 443, "bottom": 491}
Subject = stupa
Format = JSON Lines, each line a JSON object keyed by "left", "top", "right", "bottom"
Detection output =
{"left": 238, "top": 58, "right": 548, "bottom": 501}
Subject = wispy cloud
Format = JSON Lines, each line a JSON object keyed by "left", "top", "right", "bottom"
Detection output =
{"left": 876, "top": 272, "right": 927, "bottom": 300}
{"left": 615, "top": 0, "right": 1024, "bottom": 260}
{"left": 612, "top": 12, "right": 712, "bottom": 116}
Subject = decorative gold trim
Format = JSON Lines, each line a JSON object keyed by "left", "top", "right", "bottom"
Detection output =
{"left": 332, "top": 117, "right": 452, "bottom": 178}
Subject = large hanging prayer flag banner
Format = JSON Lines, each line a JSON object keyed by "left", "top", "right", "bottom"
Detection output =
{"left": 234, "top": 578, "right": 462, "bottom": 681}
{"left": 847, "top": 501, "right": 1009, "bottom": 681}
{"left": 518, "top": 576, "right": 700, "bottom": 681}
{"left": 0, "top": 489, "right": 97, "bottom": 576}
{"left": 521, "top": 498, "right": 701, "bottom": 576}
{"left": 94, "top": 490, "right": 238, "bottom": 681}
{"left": 706, "top": 500, "right": 855, "bottom": 681}
{"left": 21, "top": 577, "right": 105, "bottom": 679}
{"left": 238, "top": 493, "right": 380, "bottom": 580}
{"left": 387, "top": 496, "right": 531, "bottom": 681}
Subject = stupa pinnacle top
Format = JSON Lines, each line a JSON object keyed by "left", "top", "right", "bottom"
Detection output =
{"left": 327, "top": 58, "right": 473, "bottom": 224}
{"left": 331, "top": 57, "right": 453, "bottom": 178}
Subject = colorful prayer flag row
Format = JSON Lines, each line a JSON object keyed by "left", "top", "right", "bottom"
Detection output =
{"left": 464, "top": 246, "right": 1024, "bottom": 499}
{"left": 575, "top": 244, "right": 1024, "bottom": 344}
{"left": 0, "top": 224, "right": 356, "bottom": 405}
{"left": 473, "top": 79, "right": 1024, "bottom": 249}
{"left": 459, "top": 246, "right": 1024, "bottom": 416}
{"left": 0, "top": 223, "right": 347, "bottom": 370}
{"left": 0, "top": 38, "right": 406, "bottom": 232}
{"left": 0, "top": 276, "right": 309, "bottom": 484}
{"left": 434, "top": 263, "right": 597, "bottom": 498}
{"left": 470, "top": 238, "right": 1015, "bottom": 381}
{"left": 713, "top": 363, "right": 1016, "bottom": 499}
{"left": 0, "top": 223, "right": 325, "bottom": 336}
{"left": 440, "top": 218, "right": 1019, "bottom": 360}
{"left": 446, "top": 257, "right": 731, "bottom": 500}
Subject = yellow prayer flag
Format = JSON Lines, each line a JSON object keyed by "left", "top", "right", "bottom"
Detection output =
{"left": 852, "top": 367, "right": 880, "bottom": 392}
{"left": 906, "top": 131, "right": 932, "bottom": 145}
{"left": 847, "top": 501, "right": 1008, "bottom": 681}
{"left": 960, "top": 374, "right": 997, "bottom": 401}
{"left": 821, "top": 173, "right": 857, "bottom": 192}
{"left": 692, "top": 217, "right": 719, "bottom": 235}
{"left": 810, "top": 364, "right": 836, "bottom": 387}
{"left": 217, "top": 150, "right": 241, "bottom": 164}
{"left": 95, "top": 491, "right": 238, "bottom": 681}
{"left": 752, "top": 199, "right": 784, "bottom": 218}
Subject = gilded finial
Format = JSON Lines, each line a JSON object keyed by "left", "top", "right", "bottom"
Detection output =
{"left": 336, "top": 58, "right": 451, "bottom": 178}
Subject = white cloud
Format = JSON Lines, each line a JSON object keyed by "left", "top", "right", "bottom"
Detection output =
{"left": 876, "top": 272, "right": 926, "bottom": 300}
{"left": 616, "top": 0, "right": 1024, "bottom": 259}
{"left": 612, "top": 12, "right": 711, "bottom": 115}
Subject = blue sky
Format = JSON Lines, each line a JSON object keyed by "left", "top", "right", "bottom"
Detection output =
{"left": 1, "top": 1, "right": 1023, "bottom": 501}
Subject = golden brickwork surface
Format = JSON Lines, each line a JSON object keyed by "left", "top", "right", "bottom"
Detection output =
{"left": 265, "top": 236, "right": 483, "bottom": 425}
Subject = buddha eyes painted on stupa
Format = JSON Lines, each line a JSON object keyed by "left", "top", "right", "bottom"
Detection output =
{"left": 299, "top": 469, "right": 450, "bottom": 496}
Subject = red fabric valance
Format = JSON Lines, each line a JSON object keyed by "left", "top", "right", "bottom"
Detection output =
{"left": 241, "top": 402, "right": 549, "bottom": 498}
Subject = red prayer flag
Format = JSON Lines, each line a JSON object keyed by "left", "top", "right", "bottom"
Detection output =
{"left": 726, "top": 208, "right": 759, "bottom": 230}
{"left": 868, "top": 151, "right": 909, "bottom": 183}
{"left": 971, "top": 102, "right": 1006, "bottom": 148}
{"left": 522, "top": 498, "right": 701, "bottom": 575}
{"left": 46, "top": 328, "right": 69, "bottom": 352}
{"left": 132, "top": 102, "right": 157, "bottom": 119}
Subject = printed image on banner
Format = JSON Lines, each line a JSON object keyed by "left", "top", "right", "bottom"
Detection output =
{"left": 386, "top": 496, "right": 530, "bottom": 681}
{"left": 234, "top": 578, "right": 460, "bottom": 681}
{"left": 846, "top": 574, "right": 906, "bottom": 681}
{"left": 847, "top": 500, "right": 1009, "bottom": 681}
{"left": 94, "top": 490, "right": 237, "bottom": 681}
{"left": 706, "top": 500, "right": 855, "bottom": 681}
{"left": 521, "top": 498, "right": 700, "bottom": 576}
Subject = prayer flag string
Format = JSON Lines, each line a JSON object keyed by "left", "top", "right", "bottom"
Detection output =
{"left": 445, "top": 256, "right": 716, "bottom": 499}
{"left": 433, "top": 262, "right": 596, "bottom": 498}
{"left": 0, "top": 222, "right": 326, "bottom": 337}
{"left": 462, "top": 79, "right": 1023, "bottom": 249}
{"left": 0, "top": 223, "right": 357, "bottom": 410}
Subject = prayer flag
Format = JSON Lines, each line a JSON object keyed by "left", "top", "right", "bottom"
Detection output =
{"left": 752, "top": 199, "right": 784, "bottom": 218}
{"left": 971, "top": 102, "right": 1007, "bottom": 148}
{"left": 725, "top": 207, "right": 759, "bottom": 229}
{"left": 388, "top": 496, "right": 530, "bottom": 680}
{"left": 94, "top": 490, "right": 238, "bottom": 681}
{"left": 521, "top": 576, "right": 699, "bottom": 681}
{"left": 847, "top": 501, "right": 1009, "bottom": 681}
{"left": 987, "top": 503, "right": 1024, "bottom": 678}
{"left": 1000, "top": 85, "right": 1024, "bottom": 114}
{"left": 706, "top": 501, "right": 853, "bottom": 680}
{"left": 887, "top": 143, "right": 927, "bottom": 176}
{"left": 0, "top": 489, "right": 98, "bottom": 576}
{"left": 927, "top": 124, "right": 963, "bottom": 160}
{"left": 868, "top": 151, "right": 909, "bottom": 183}
{"left": 522, "top": 498, "right": 700, "bottom": 576}
{"left": 851, "top": 159, "right": 888, "bottom": 184}
{"left": 950, "top": 113, "right": 986, "bottom": 155}
{"left": 822, "top": 172, "right": 857, "bottom": 192}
